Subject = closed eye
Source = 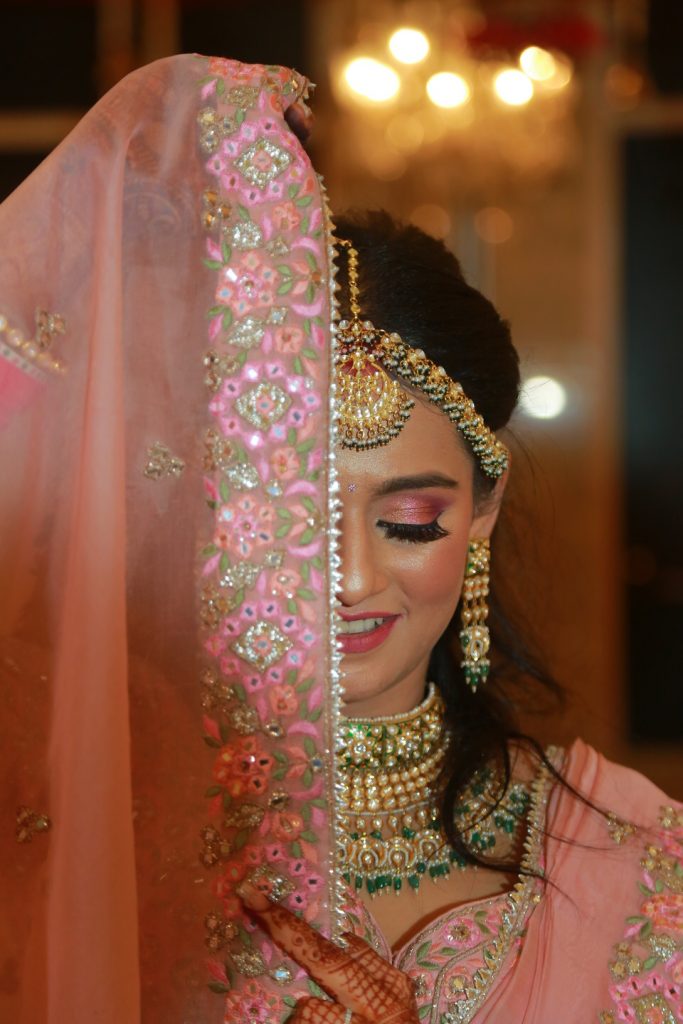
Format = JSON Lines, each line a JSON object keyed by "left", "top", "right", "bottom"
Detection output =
{"left": 376, "top": 518, "right": 449, "bottom": 544}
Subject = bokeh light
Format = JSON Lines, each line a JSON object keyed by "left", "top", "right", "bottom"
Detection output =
{"left": 519, "top": 46, "right": 557, "bottom": 82}
{"left": 343, "top": 57, "right": 401, "bottom": 102}
{"left": 544, "top": 53, "right": 573, "bottom": 91}
{"left": 426, "top": 71, "right": 471, "bottom": 109}
{"left": 519, "top": 376, "right": 567, "bottom": 419}
{"left": 493, "top": 68, "right": 534, "bottom": 106}
{"left": 410, "top": 203, "right": 451, "bottom": 238}
{"left": 388, "top": 27, "right": 430, "bottom": 65}
{"left": 474, "top": 207, "right": 514, "bottom": 245}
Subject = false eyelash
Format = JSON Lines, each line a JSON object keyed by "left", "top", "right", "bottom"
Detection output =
{"left": 377, "top": 518, "right": 449, "bottom": 544}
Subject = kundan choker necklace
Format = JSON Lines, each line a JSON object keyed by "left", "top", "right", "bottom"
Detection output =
{"left": 336, "top": 685, "right": 531, "bottom": 896}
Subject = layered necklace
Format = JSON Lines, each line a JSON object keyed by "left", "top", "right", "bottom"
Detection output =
{"left": 336, "top": 684, "right": 530, "bottom": 896}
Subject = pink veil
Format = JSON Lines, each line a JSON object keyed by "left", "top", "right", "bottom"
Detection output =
{"left": 0, "top": 55, "right": 342, "bottom": 1023}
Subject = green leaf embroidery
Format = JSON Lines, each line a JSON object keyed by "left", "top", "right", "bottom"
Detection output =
{"left": 208, "top": 982, "right": 230, "bottom": 994}
{"left": 203, "top": 736, "right": 221, "bottom": 749}
{"left": 205, "top": 785, "right": 223, "bottom": 797}
{"left": 222, "top": 309, "right": 233, "bottom": 330}
{"left": 203, "top": 258, "right": 223, "bottom": 270}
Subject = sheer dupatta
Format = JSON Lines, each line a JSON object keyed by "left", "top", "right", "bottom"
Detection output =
{"left": 0, "top": 54, "right": 342, "bottom": 1023}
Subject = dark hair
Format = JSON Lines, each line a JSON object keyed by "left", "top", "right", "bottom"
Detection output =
{"left": 334, "top": 209, "right": 566, "bottom": 872}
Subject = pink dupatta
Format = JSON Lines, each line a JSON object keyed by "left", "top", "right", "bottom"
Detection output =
{"left": 0, "top": 54, "right": 344, "bottom": 1024}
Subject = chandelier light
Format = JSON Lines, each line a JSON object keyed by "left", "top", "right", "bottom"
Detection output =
{"left": 388, "top": 27, "right": 430, "bottom": 64}
{"left": 493, "top": 68, "right": 534, "bottom": 106}
{"left": 343, "top": 57, "right": 401, "bottom": 102}
{"left": 426, "top": 71, "right": 471, "bottom": 108}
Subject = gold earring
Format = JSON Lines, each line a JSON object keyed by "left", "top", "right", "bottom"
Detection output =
{"left": 459, "top": 539, "right": 490, "bottom": 692}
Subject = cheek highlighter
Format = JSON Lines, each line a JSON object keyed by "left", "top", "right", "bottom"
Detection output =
{"left": 379, "top": 496, "right": 451, "bottom": 524}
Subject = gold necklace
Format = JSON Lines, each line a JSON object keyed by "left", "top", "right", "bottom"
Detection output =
{"left": 336, "top": 684, "right": 530, "bottom": 896}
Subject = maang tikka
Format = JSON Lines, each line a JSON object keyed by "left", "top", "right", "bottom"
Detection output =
{"left": 334, "top": 239, "right": 509, "bottom": 480}
{"left": 460, "top": 538, "right": 491, "bottom": 691}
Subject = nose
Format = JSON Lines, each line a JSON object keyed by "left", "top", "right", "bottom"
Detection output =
{"left": 337, "top": 512, "right": 388, "bottom": 608}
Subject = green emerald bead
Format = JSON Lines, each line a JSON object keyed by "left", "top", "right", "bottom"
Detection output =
{"left": 408, "top": 875, "right": 420, "bottom": 889}
{"left": 393, "top": 878, "right": 402, "bottom": 891}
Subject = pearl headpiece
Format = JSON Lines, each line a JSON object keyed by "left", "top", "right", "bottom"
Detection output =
{"left": 334, "top": 239, "right": 509, "bottom": 479}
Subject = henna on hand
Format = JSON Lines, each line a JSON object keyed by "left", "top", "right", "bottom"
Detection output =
{"left": 238, "top": 881, "right": 419, "bottom": 1023}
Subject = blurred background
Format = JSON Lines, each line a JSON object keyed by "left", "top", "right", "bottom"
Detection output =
{"left": 1, "top": 0, "right": 681, "bottom": 797}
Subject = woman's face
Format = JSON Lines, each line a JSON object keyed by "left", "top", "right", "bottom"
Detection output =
{"left": 336, "top": 397, "right": 505, "bottom": 718}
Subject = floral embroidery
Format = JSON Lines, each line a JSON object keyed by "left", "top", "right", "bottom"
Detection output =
{"left": 601, "top": 804, "right": 683, "bottom": 1023}
{"left": 194, "top": 56, "right": 332, "bottom": 1020}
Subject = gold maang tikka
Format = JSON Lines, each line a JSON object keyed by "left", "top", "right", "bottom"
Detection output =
{"left": 334, "top": 239, "right": 509, "bottom": 479}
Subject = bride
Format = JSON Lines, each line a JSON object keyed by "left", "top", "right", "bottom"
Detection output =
{"left": 0, "top": 53, "right": 680, "bottom": 1024}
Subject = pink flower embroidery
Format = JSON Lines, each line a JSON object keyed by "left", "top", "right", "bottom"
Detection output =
{"left": 273, "top": 325, "right": 305, "bottom": 354}
{"left": 269, "top": 684, "right": 298, "bottom": 716}
{"left": 272, "top": 810, "right": 304, "bottom": 842}
{"left": 224, "top": 980, "right": 281, "bottom": 1022}
{"left": 270, "top": 446, "right": 300, "bottom": 479}
{"left": 272, "top": 201, "right": 301, "bottom": 233}
{"left": 269, "top": 567, "right": 302, "bottom": 598}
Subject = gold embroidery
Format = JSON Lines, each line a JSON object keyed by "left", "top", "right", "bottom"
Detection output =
{"left": 606, "top": 812, "right": 636, "bottom": 845}
{"left": 16, "top": 806, "right": 51, "bottom": 843}
{"left": 632, "top": 993, "right": 678, "bottom": 1024}
{"left": 143, "top": 441, "right": 185, "bottom": 480}
{"left": 202, "top": 187, "right": 231, "bottom": 231}
{"left": 600, "top": 802, "right": 683, "bottom": 1021}
{"left": 204, "top": 912, "right": 238, "bottom": 951}
{"left": 641, "top": 843, "right": 683, "bottom": 894}
{"left": 204, "top": 428, "right": 238, "bottom": 471}
{"left": 231, "top": 948, "right": 267, "bottom": 977}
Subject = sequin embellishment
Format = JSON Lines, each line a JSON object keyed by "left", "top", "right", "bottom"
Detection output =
{"left": 143, "top": 441, "right": 186, "bottom": 480}
{"left": 16, "top": 806, "right": 52, "bottom": 843}
{"left": 600, "top": 803, "right": 683, "bottom": 1023}
{"left": 230, "top": 621, "right": 293, "bottom": 670}
{"left": 236, "top": 383, "right": 291, "bottom": 429}
{"left": 235, "top": 138, "right": 292, "bottom": 190}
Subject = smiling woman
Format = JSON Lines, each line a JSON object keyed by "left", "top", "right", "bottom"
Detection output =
{"left": 0, "top": 56, "right": 680, "bottom": 1024}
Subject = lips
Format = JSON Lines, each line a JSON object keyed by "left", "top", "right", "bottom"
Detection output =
{"left": 337, "top": 613, "right": 399, "bottom": 654}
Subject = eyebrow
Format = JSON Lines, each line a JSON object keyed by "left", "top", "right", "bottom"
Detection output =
{"left": 373, "top": 472, "right": 459, "bottom": 497}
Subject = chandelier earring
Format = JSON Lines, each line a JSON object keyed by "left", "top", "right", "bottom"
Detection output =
{"left": 459, "top": 538, "right": 491, "bottom": 692}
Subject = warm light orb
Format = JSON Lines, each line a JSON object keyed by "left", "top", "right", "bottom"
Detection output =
{"left": 343, "top": 57, "right": 401, "bottom": 102}
{"left": 545, "top": 53, "right": 573, "bottom": 90}
{"left": 519, "top": 46, "right": 557, "bottom": 82}
{"left": 493, "top": 68, "right": 534, "bottom": 106}
{"left": 388, "top": 27, "right": 430, "bottom": 64}
{"left": 426, "top": 71, "right": 471, "bottom": 109}
{"left": 519, "top": 376, "right": 567, "bottom": 419}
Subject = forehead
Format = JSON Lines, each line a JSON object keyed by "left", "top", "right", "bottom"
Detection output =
{"left": 334, "top": 397, "right": 474, "bottom": 488}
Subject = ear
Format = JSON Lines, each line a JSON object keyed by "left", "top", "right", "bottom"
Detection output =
{"left": 469, "top": 465, "right": 509, "bottom": 541}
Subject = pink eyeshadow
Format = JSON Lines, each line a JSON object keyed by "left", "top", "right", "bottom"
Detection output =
{"left": 379, "top": 497, "right": 449, "bottom": 523}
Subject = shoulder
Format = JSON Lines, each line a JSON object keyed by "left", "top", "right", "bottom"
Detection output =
{"left": 557, "top": 737, "right": 679, "bottom": 830}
